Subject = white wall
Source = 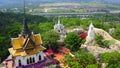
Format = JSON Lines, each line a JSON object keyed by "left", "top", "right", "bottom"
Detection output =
{"left": 15, "top": 51, "right": 45, "bottom": 67}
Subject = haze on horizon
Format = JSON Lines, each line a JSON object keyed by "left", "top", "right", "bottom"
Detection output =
{"left": 0, "top": 0, "right": 120, "bottom": 4}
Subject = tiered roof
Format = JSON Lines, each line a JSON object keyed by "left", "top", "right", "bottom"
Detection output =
{"left": 9, "top": 34, "right": 46, "bottom": 57}
{"left": 8, "top": 17, "right": 46, "bottom": 57}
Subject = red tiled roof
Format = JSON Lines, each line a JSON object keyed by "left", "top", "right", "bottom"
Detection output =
{"left": 45, "top": 48, "right": 54, "bottom": 56}
{"left": 54, "top": 54, "right": 64, "bottom": 62}
{"left": 79, "top": 31, "right": 87, "bottom": 39}
{"left": 58, "top": 47, "right": 70, "bottom": 54}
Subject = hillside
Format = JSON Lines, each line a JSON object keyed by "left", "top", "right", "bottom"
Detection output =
{"left": 84, "top": 28, "right": 120, "bottom": 57}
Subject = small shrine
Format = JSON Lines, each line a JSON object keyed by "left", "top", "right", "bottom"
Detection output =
{"left": 54, "top": 19, "right": 65, "bottom": 35}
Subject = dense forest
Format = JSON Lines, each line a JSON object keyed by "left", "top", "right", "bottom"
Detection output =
{"left": 0, "top": 12, "right": 120, "bottom": 63}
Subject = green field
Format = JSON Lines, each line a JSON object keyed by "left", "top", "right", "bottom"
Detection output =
{"left": 30, "top": 3, "right": 120, "bottom": 13}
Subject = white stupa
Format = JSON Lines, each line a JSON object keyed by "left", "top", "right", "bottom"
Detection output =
{"left": 85, "top": 23, "right": 95, "bottom": 45}
{"left": 87, "top": 23, "right": 95, "bottom": 38}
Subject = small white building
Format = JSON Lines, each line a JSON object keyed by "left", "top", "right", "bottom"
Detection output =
{"left": 54, "top": 19, "right": 66, "bottom": 35}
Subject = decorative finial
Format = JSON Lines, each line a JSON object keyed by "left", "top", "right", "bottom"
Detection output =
{"left": 21, "top": 0, "right": 31, "bottom": 36}
{"left": 90, "top": 21, "right": 93, "bottom": 27}
{"left": 90, "top": 21, "right": 92, "bottom": 24}
{"left": 58, "top": 17, "right": 60, "bottom": 24}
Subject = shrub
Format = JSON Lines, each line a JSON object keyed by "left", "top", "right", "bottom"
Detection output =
{"left": 64, "top": 32, "right": 81, "bottom": 51}
{"left": 86, "top": 64, "right": 98, "bottom": 68}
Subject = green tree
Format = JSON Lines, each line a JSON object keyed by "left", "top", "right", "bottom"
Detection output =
{"left": 112, "top": 27, "right": 120, "bottom": 40}
{"left": 69, "top": 61, "right": 83, "bottom": 68}
{"left": 103, "top": 40, "right": 110, "bottom": 48}
{"left": 64, "top": 32, "right": 81, "bottom": 51}
{"left": 0, "top": 36, "right": 10, "bottom": 63}
{"left": 64, "top": 54, "right": 83, "bottom": 68}
{"left": 39, "top": 22, "right": 55, "bottom": 33}
{"left": 95, "top": 34, "right": 104, "bottom": 46}
{"left": 76, "top": 50, "right": 96, "bottom": 67}
{"left": 86, "top": 64, "right": 98, "bottom": 68}
{"left": 64, "top": 50, "right": 96, "bottom": 68}
{"left": 42, "top": 30, "right": 60, "bottom": 50}
{"left": 100, "top": 51, "right": 120, "bottom": 68}
{"left": 6, "top": 24, "right": 22, "bottom": 38}
{"left": 107, "top": 64, "right": 120, "bottom": 68}
{"left": 95, "top": 34, "right": 110, "bottom": 48}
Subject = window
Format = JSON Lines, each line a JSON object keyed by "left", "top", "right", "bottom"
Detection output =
{"left": 32, "top": 57, "right": 35, "bottom": 63}
{"left": 30, "top": 57, "right": 32, "bottom": 63}
{"left": 18, "top": 60, "right": 21, "bottom": 66}
{"left": 27, "top": 58, "right": 29, "bottom": 64}
{"left": 58, "top": 30, "right": 60, "bottom": 32}
{"left": 39, "top": 55, "right": 41, "bottom": 61}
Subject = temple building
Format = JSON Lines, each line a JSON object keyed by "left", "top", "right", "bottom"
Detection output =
{"left": 54, "top": 19, "right": 66, "bottom": 35}
{"left": 7, "top": 18, "right": 47, "bottom": 68}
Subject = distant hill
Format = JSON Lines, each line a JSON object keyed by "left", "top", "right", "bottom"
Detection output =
{"left": 0, "top": 0, "right": 120, "bottom": 4}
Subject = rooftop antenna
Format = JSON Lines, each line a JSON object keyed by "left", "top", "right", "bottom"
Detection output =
{"left": 22, "top": 0, "right": 30, "bottom": 36}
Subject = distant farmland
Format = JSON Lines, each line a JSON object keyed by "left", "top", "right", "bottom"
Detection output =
{"left": 31, "top": 3, "right": 120, "bottom": 13}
